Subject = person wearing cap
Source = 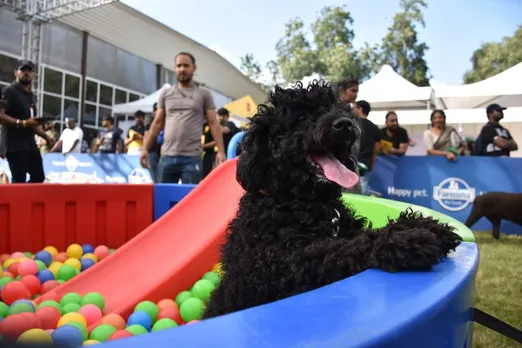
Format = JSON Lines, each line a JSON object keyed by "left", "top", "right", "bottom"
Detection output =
{"left": 124, "top": 110, "right": 146, "bottom": 155}
{"left": 0, "top": 59, "right": 53, "bottom": 183}
{"left": 93, "top": 115, "right": 122, "bottom": 154}
{"left": 49, "top": 117, "right": 83, "bottom": 155}
{"left": 475, "top": 104, "right": 518, "bottom": 157}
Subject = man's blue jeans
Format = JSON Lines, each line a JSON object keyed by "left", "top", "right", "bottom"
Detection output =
{"left": 148, "top": 152, "right": 160, "bottom": 183}
{"left": 158, "top": 155, "right": 202, "bottom": 184}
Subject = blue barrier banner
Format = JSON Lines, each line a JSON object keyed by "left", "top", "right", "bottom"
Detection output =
{"left": 369, "top": 155, "right": 522, "bottom": 235}
{"left": 0, "top": 154, "right": 152, "bottom": 184}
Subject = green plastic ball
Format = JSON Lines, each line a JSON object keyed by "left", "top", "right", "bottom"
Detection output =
{"left": 62, "top": 303, "right": 81, "bottom": 314}
{"left": 0, "top": 277, "right": 12, "bottom": 286}
{"left": 81, "top": 292, "right": 105, "bottom": 311}
{"left": 179, "top": 297, "right": 205, "bottom": 322}
{"left": 35, "top": 260, "right": 47, "bottom": 271}
{"left": 201, "top": 271, "right": 221, "bottom": 286}
{"left": 37, "top": 300, "right": 62, "bottom": 314}
{"left": 175, "top": 291, "right": 192, "bottom": 306}
{"left": 57, "top": 264, "right": 77, "bottom": 281}
{"left": 125, "top": 324, "right": 148, "bottom": 335}
{"left": 8, "top": 303, "right": 34, "bottom": 315}
{"left": 65, "top": 322, "right": 88, "bottom": 341}
{"left": 60, "top": 292, "right": 82, "bottom": 306}
{"left": 90, "top": 324, "right": 116, "bottom": 342}
{"left": 134, "top": 301, "right": 159, "bottom": 323}
{"left": 191, "top": 279, "right": 215, "bottom": 303}
{"left": 151, "top": 318, "right": 178, "bottom": 332}
{"left": 23, "top": 252, "right": 33, "bottom": 258}
{"left": 0, "top": 302, "right": 9, "bottom": 318}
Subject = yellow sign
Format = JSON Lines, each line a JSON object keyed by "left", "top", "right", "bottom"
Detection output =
{"left": 223, "top": 95, "right": 257, "bottom": 118}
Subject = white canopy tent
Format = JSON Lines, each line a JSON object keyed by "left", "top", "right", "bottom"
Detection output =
{"left": 431, "top": 62, "right": 522, "bottom": 109}
{"left": 357, "top": 65, "right": 438, "bottom": 110}
{"left": 112, "top": 83, "right": 171, "bottom": 114}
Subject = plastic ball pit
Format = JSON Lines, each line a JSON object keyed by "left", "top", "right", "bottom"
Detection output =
{"left": 0, "top": 158, "right": 478, "bottom": 347}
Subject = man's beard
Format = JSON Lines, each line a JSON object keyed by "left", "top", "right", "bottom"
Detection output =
{"left": 178, "top": 74, "right": 192, "bottom": 84}
{"left": 19, "top": 76, "right": 32, "bottom": 86}
{"left": 494, "top": 115, "right": 504, "bottom": 122}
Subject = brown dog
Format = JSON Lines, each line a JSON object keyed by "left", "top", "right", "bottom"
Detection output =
{"left": 465, "top": 192, "right": 522, "bottom": 239}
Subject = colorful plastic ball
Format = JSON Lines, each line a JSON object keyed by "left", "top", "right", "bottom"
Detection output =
{"left": 66, "top": 244, "right": 83, "bottom": 259}
{"left": 8, "top": 302, "right": 34, "bottom": 315}
{"left": 134, "top": 301, "right": 159, "bottom": 323}
{"left": 93, "top": 245, "right": 110, "bottom": 260}
{"left": 81, "top": 292, "right": 105, "bottom": 311}
{"left": 54, "top": 252, "right": 68, "bottom": 263}
{"left": 37, "top": 300, "right": 62, "bottom": 313}
{"left": 82, "top": 253, "right": 98, "bottom": 262}
{"left": 0, "top": 280, "right": 31, "bottom": 305}
{"left": 34, "top": 260, "right": 47, "bottom": 272}
{"left": 57, "top": 312, "right": 87, "bottom": 327}
{"left": 175, "top": 291, "right": 192, "bottom": 306}
{"left": 35, "top": 306, "right": 61, "bottom": 330}
{"left": 10, "top": 252, "right": 25, "bottom": 259}
{"left": 78, "top": 304, "right": 103, "bottom": 327}
{"left": 48, "top": 262, "right": 63, "bottom": 276}
{"left": 151, "top": 318, "right": 178, "bottom": 332}
{"left": 60, "top": 292, "right": 82, "bottom": 306}
{"left": 64, "top": 322, "right": 88, "bottom": 341}
{"left": 62, "top": 303, "right": 81, "bottom": 314}
{"left": 82, "top": 244, "right": 95, "bottom": 254}
{"left": 191, "top": 279, "right": 216, "bottom": 303}
{"left": 43, "top": 246, "right": 59, "bottom": 257}
{"left": 57, "top": 264, "right": 77, "bottom": 281}
{"left": 36, "top": 270, "right": 55, "bottom": 284}
{"left": 202, "top": 271, "right": 221, "bottom": 286}
{"left": 20, "top": 275, "right": 41, "bottom": 296}
{"left": 51, "top": 324, "right": 84, "bottom": 347}
{"left": 90, "top": 324, "right": 117, "bottom": 342}
{"left": 64, "top": 258, "right": 82, "bottom": 271}
{"left": 19, "top": 312, "right": 42, "bottom": 329}
{"left": 157, "top": 299, "right": 177, "bottom": 310}
{"left": 100, "top": 313, "right": 126, "bottom": 330}
{"left": 6, "top": 263, "right": 20, "bottom": 277}
{"left": 0, "top": 277, "right": 11, "bottom": 286}
{"left": 84, "top": 339, "right": 101, "bottom": 345}
{"left": 34, "top": 251, "right": 53, "bottom": 267}
{"left": 16, "top": 328, "right": 52, "bottom": 343}
{"left": 158, "top": 307, "right": 182, "bottom": 325}
{"left": 125, "top": 324, "right": 148, "bottom": 335}
{"left": 179, "top": 297, "right": 205, "bottom": 322}
{"left": 2, "top": 272, "right": 14, "bottom": 279}
{"left": 0, "top": 314, "right": 34, "bottom": 340}
{"left": 81, "top": 259, "right": 95, "bottom": 271}
{"left": 0, "top": 302, "right": 8, "bottom": 318}
{"left": 109, "top": 329, "right": 133, "bottom": 340}
{"left": 17, "top": 259, "right": 39, "bottom": 276}
{"left": 40, "top": 280, "right": 60, "bottom": 294}
{"left": 127, "top": 310, "right": 152, "bottom": 331}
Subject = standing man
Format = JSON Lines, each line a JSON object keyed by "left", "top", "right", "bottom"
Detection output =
{"left": 217, "top": 107, "right": 240, "bottom": 154}
{"left": 143, "top": 103, "right": 161, "bottom": 182}
{"left": 49, "top": 117, "right": 83, "bottom": 155}
{"left": 0, "top": 59, "right": 53, "bottom": 183}
{"left": 380, "top": 111, "right": 409, "bottom": 156}
{"left": 125, "top": 110, "right": 145, "bottom": 154}
{"left": 475, "top": 104, "right": 517, "bottom": 156}
{"left": 140, "top": 52, "right": 226, "bottom": 184}
{"left": 93, "top": 115, "right": 122, "bottom": 154}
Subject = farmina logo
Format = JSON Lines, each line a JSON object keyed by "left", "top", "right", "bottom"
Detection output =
{"left": 433, "top": 177, "right": 475, "bottom": 212}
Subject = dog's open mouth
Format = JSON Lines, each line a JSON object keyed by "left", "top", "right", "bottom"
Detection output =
{"left": 309, "top": 151, "right": 359, "bottom": 189}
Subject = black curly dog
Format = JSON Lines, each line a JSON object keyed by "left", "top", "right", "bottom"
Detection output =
{"left": 203, "top": 81, "right": 462, "bottom": 319}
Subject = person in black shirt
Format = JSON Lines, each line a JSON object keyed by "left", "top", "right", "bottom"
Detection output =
{"left": 379, "top": 111, "right": 409, "bottom": 156}
{"left": 217, "top": 108, "right": 240, "bottom": 153}
{"left": 0, "top": 60, "right": 53, "bottom": 183}
{"left": 94, "top": 115, "right": 122, "bottom": 154}
{"left": 143, "top": 103, "right": 161, "bottom": 182}
{"left": 475, "top": 104, "right": 517, "bottom": 157}
{"left": 202, "top": 122, "right": 215, "bottom": 179}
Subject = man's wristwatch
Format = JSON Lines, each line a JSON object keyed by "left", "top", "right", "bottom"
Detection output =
{"left": 16, "top": 119, "right": 20, "bottom": 127}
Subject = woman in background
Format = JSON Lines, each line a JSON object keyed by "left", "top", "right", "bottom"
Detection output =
{"left": 423, "top": 109, "right": 464, "bottom": 162}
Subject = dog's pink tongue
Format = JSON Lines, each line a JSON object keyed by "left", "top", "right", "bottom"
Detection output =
{"left": 310, "top": 153, "right": 359, "bottom": 189}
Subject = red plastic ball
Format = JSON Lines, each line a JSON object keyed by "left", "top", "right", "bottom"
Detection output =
{"left": 109, "top": 330, "right": 134, "bottom": 340}
{"left": 17, "top": 259, "right": 39, "bottom": 276}
{"left": 157, "top": 307, "right": 182, "bottom": 325}
{"left": 2, "top": 271, "right": 14, "bottom": 279}
{"left": 35, "top": 306, "right": 62, "bottom": 330}
{"left": 0, "top": 281, "right": 31, "bottom": 305}
{"left": 54, "top": 252, "right": 67, "bottom": 263}
{"left": 19, "top": 312, "right": 42, "bottom": 329}
{"left": 20, "top": 275, "right": 41, "bottom": 297}
{"left": 6, "top": 263, "right": 20, "bottom": 277}
{"left": 40, "top": 280, "right": 60, "bottom": 294}
{"left": 0, "top": 314, "right": 34, "bottom": 340}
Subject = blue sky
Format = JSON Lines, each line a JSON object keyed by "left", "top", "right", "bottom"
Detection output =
{"left": 122, "top": 0, "right": 521, "bottom": 85}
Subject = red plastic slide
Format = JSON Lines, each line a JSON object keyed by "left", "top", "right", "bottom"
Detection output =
{"left": 37, "top": 158, "right": 244, "bottom": 318}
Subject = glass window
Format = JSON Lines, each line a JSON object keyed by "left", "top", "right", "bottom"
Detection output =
{"left": 0, "top": 54, "right": 17, "bottom": 84}
{"left": 98, "top": 106, "right": 112, "bottom": 127}
{"left": 114, "top": 89, "right": 127, "bottom": 104}
{"left": 99, "top": 84, "right": 113, "bottom": 106}
{"left": 64, "top": 74, "right": 80, "bottom": 99}
{"left": 0, "top": 9, "right": 23, "bottom": 55}
{"left": 129, "top": 94, "right": 140, "bottom": 102}
{"left": 63, "top": 99, "right": 79, "bottom": 123}
{"left": 84, "top": 103, "right": 96, "bottom": 126}
{"left": 86, "top": 80, "right": 98, "bottom": 103}
{"left": 43, "top": 68, "right": 63, "bottom": 95}
{"left": 42, "top": 94, "right": 62, "bottom": 120}
{"left": 41, "top": 22, "right": 82, "bottom": 74}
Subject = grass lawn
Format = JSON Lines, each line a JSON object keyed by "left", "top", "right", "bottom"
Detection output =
{"left": 472, "top": 232, "right": 522, "bottom": 348}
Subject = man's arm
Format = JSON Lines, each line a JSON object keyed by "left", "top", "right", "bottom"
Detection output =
{"left": 34, "top": 126, "right": 52, "bottom": 145}
{"left": 371, "top": 124, "right": 381, "bottom": 168}
{"left": 144, "top": 109, "right": 165, "bottom": 151}
{"left": 1, "top": 88, "right": 20, "bottom": 126}
{"left": 390, "top": 129, "right": 409, "bottom": 155}
{"left": 494, "top": 129, "right": 518, "bottom": 151}
{"left": 124, "top": 128, "right": 133, "bottom": 146}
{"left": 206, "top": 109, "right": 225, "bottom": 155}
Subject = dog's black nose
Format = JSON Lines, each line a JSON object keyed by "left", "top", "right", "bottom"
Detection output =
{"left": 332, "top": 118, "right": 353, "bottom": 131}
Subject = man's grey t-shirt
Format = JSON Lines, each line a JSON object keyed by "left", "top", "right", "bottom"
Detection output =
{"left": 158, "top": 84, "right": 215, "bottom": 157}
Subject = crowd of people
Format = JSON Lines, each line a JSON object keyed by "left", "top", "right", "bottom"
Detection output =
{"left": 0, "top": 54, "right": 518, "bottom": 188}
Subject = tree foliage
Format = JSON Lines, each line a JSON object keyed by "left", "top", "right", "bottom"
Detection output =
{"left": 463, "top": 25, "right": 522, "bottom": 84}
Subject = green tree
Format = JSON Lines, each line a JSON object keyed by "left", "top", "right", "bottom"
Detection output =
{"left": 377, "top": 0, "right": 430, "bottom": 86}
{"left": 463, "top": 25, "right": 522, "bottom": 83}
{"left": 240, "top": 53, "right": 262, "bottom": 82}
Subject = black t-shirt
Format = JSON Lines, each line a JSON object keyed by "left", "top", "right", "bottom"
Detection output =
{"left": 379, "top": 127, "right": 409, "bottom": 154}
{"left": 97, "top": 128, "right": 122, "bottom": 154}
{"left": 144, "top": 113, "right": 161, "bottom": 155}
{"left": 222, "top": 121, "right": 240, "bottom": 152}
{"left": 477, "top": 122, "right": 513, "bottom": 157}
{"left": 202, "top": 123, "right": 214, "bottom": 157}
{"left": 357, "top": 118, "right": 381, "bottom": 170}
{"left": 127, "top": 124, "right": 145, "bottom": 137}
{"left": 2, "top": 84, "right": 38, "bottom": 153}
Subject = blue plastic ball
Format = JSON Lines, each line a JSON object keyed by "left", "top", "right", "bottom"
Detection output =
{"left": 80, "top": 259, "right": 95, "bottom": 272}
{"left": 36, "top": 270, "right": 55, "bottom": 284}
{"left": 51, "top": 325, "right": 84, "bottom": 346}
{"left": 127, "top": 310, "right": 152, "bottom": 331}
{"left": 34, "top": 251, "right": 53, "bottom": 267}
{"left": 82, "top": 244, "right": 95, "bottom": 254}
{"left": 11, "top": 299, "right": 35, "bottom": 310}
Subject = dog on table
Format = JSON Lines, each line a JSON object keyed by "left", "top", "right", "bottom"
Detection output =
{"left": 203, "top": 81, "right": 462, "bottom": 319}
{"left": 465, "top": 192, "right": 522, "bottom": 239}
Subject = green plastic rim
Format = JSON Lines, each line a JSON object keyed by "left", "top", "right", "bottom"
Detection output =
{"left": 341, "top": 194, "right": 476, "bottom": 243}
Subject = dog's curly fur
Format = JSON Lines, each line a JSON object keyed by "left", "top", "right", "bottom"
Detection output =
{"left": 203, "top": 81, "right": 462, "bottom": 319}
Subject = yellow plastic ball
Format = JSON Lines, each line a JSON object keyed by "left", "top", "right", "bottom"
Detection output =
{"left": 81, "top": 253, "right": 98, "bottom": 263}
{"left": 64, "top": 258, "right": 82, "bottom": 270}
{"left": 3, "top": 258, "right": 17, "bottom": 269}
{"left": 17, "top": 328, "right": 53, "bottom": 343}
{"left": 0, "top": 268, "right": 3, "bottom": 277}
{"left": 57, "top": 312, "right": 87, "bottom": 327}
{"left": 212, "top": 263, "right": 224, "bottom": 277}
{"left": 48, "top": 262, "right": 63, "bottom": 276}
{"left": 66, "top": 244, "right": 83, "bottom": 259}
{"left": 43, "top": 246, "right": 59, "bottom": 257}
{"left": 84, "top": 340, "right": 101, "bottom": 345}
